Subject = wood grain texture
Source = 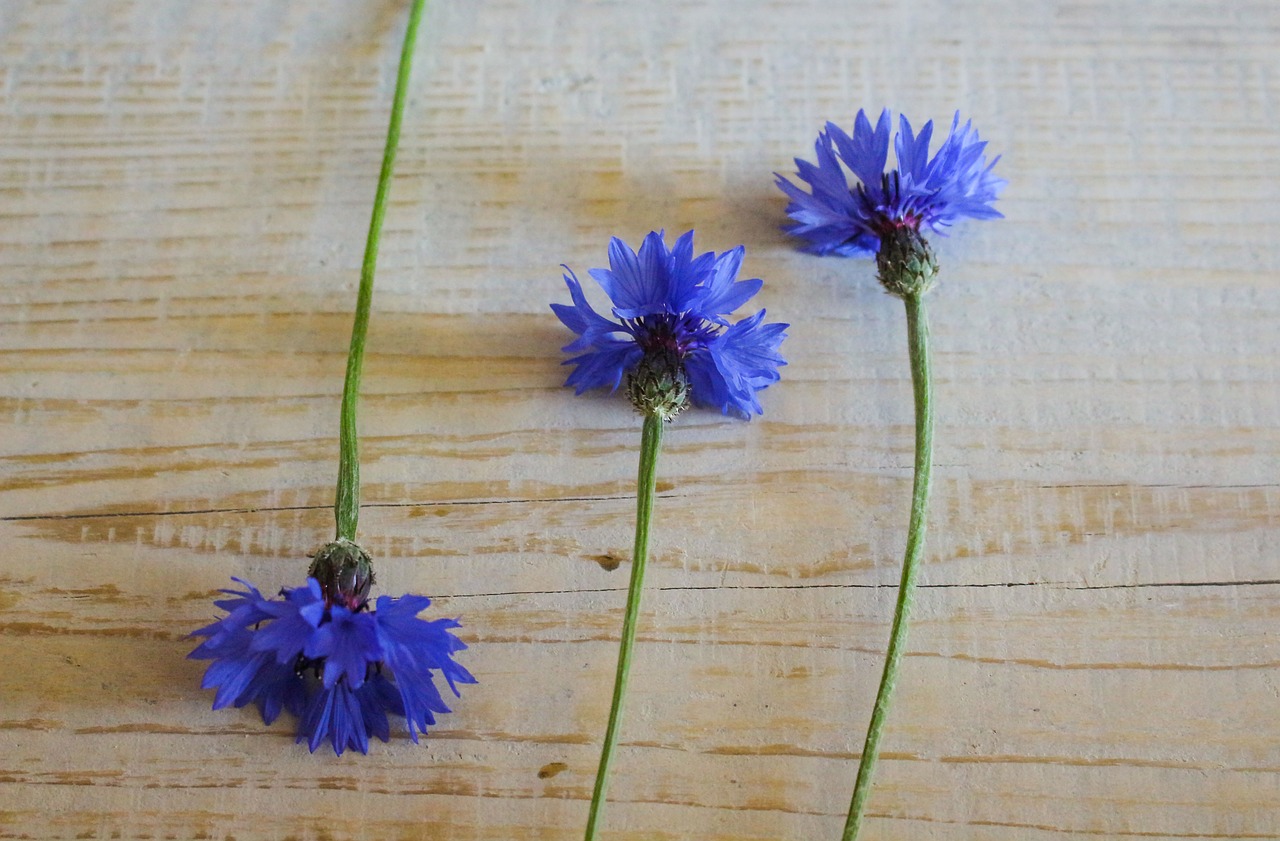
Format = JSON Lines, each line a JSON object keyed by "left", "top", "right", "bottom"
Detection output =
{"left": 1, "top": 0, "right": 1278, "bottom": 838}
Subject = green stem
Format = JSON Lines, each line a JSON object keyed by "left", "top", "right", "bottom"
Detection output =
{"left": 584, "top": 413, "right": 664, "bottom": 841}
{"left": 841, "top": 291, "right": 934, "bottom": 840}
{"left": 334, "top": 0, "right": 429, "bottom": 541}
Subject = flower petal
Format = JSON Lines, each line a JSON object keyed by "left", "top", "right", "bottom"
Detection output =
{"left": 692, "top": 245, "right": 762, "bottom": 321}
{"left": 561, "top": 337, "right": 644, "bottom": 395}
{"left": 249, "top": 580, "right": 325, "bottom": 666}
{"left": 304, "top": 606, "right": 381, "bottom": 690}
{"left": 298, "top": 681, "right": 370, "bottom": 756}
{"left": 705, "top": 310, "right": 789, "bottom": 417}
{"left": 779, "top": 111, "right": 1002, "bottom": 255}
{"left": 375, "top": 594, "right": 476, "bottom": 743}
{"left": 551, "top": 267, "right": 625, "bottom": 353}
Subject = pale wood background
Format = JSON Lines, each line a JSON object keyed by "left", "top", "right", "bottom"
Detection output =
{"left": 1, "top": 1, "right": 1277, "bottom": 839}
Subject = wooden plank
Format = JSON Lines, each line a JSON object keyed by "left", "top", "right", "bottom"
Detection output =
{"left": 1, "top": 0, "right": 1278, "bottom": 838}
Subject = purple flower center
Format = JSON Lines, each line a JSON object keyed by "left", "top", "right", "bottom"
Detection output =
{"left": 626, "top": 311, "right": 720, "bottom": 358}
{"left": 292, "top": 650, "right": 383, "bottom": 683}
{"left": 855, "top": 172, "right": 923, "bottom": 236}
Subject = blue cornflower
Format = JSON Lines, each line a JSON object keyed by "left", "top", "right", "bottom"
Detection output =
{"left": 776, "top": 109, "right": 1004, "bottom": 258}
{"left": 190, "top": 569, "right": 475, "bottom": 756}
{"left": 552, "top": 230, "right": 787, "bottom": 419}
{"left": 779, "top": 111, "right": 1008, "bottom": 839}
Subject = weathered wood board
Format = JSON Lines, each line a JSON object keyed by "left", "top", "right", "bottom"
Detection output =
{"left": 1, "top": 1, "right": 1277, "bottom": 838}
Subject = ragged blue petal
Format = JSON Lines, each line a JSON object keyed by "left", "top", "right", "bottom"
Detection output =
{"left": 553, "top": 231, "right": 786, "bottom": 416}
{"left": 778, "top": 110, "right": 1003, "bottom": 256}
{"left": 304, "top": 606, "right": 381, "bottom": 690}
{"left": 192, "top": 574, "right": 471, "bottom": 755}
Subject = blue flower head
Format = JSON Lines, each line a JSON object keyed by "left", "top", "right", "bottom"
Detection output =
{"left": 190, "top": 565, "right": 475, "bottom": 756}
{"left": 552, "top": 230, "right": 787, "bottom": 420}
{"left": 776, "top": 109, "right": 1005, "bottom": 258}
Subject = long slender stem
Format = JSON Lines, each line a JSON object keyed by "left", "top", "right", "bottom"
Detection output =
{"left": 842, "top": 291, "right": 934, "bottom": 840}
{"left": 584, "top": 413, "right": 664, "bottom": 841}
{"left": 335, "top": 0, "right": 430, "bottom": 541}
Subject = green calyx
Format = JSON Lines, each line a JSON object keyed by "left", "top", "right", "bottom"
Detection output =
{"left": 876, "top": 226, "right": 939, "bottom": 299}
{"left": 309, "top": 538, "right": 375, "bottom": 609}
{"left": 625, "top": 349, "right": 690, "bottom": 422}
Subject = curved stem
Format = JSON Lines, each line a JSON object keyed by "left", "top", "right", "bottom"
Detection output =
{"left": 335, "top": 0, "right": 430, "bottom": 541}
{"left": 842, "top": 291, "right": 934, "bottom": 840}
{"left": 584, "top": 413, "right": 664, "bottom": 841}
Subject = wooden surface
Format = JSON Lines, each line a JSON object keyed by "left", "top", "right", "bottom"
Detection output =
{"left": 1, "top": 1, "right": 1278, "bottom": 838}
